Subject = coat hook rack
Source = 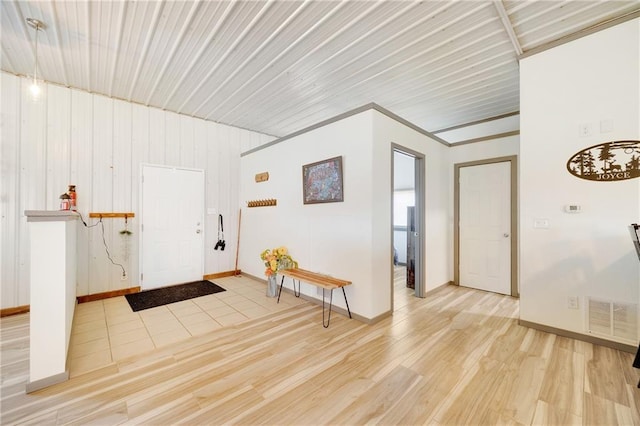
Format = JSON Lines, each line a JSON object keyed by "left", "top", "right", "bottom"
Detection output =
{"left": 247, "top": 199, "right": 277, "bottom": 208}
{"left": 89, "top": 212, "right": 135, "bottom": 219}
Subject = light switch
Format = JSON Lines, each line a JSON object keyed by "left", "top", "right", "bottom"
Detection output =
{"left": 533, "top": 218, "right": 549, "bottom": 229}
{"left": 600, "top": 119, "right": 613, "bottom": 133}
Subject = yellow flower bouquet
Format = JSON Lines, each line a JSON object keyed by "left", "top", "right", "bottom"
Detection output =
{"left": 260, "top": 246, "right": 297, "bottom": 277}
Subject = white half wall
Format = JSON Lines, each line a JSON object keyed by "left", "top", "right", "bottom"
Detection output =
{"left": 239, "top": 107, "right": 450, "bottom": 320}
{"left": 519, "top": 19, "right": 640, "bottom": 344}
{"left": 0, "top": 73, "right": 274, "bottom": 308}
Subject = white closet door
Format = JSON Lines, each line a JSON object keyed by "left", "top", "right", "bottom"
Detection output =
{"left": 459, "top": 162, "right": 511, "bottom": 295}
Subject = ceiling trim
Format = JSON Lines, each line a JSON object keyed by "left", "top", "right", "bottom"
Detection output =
{"left": 241, "top": 103, "right": 449, "bottom": 157}
{"left": 450, "top": 130, "right": 520, "bottom": 147}
{"left": 431, "top": 110, "right": 519, "bottom": 134}
{"left": 518, "top": 9, "right": 640, "bottom": 60}
{"left": 372, "top": 104, "right": 450, "bottom": 147}
{"left": 492, "top": 0, "right": 522, "bottom": 56}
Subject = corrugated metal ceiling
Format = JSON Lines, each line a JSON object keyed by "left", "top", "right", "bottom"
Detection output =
{"left": 2, "top": 1, "right": 638, "bottom": 141}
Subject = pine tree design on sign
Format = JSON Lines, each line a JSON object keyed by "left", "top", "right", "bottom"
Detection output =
{"left": 567, "top": 140, "right": 640, "bottom": 182}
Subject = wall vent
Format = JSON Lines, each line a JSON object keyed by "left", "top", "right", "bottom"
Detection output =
{"left": 587, "top": 297, "right": 638, "bottom": 342}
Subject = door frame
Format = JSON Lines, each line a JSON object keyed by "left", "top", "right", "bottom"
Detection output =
{"left": 139, "top": 163, "right": 205, "bottom": 290}
{"left": 454, "top": 155, "right": 518, "bottom": 297}
{"left": 391, "top": 144, "right": 426, "bottom": 308}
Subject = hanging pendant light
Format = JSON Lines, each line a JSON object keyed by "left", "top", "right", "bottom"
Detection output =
{"left": 26, "top": 18, "right": 45, "bottom": 100}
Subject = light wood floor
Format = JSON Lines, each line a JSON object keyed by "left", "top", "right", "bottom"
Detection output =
{"left": 2, "top": 270, "right": 639, "bottom": 425}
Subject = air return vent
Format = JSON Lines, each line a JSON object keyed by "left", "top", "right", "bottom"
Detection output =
{"left": 587, "top": 297, "right": 638, "bottom": 342}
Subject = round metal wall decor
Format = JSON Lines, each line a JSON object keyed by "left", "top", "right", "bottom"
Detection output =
{"left": 566, "top": 140, "right": 640, "bottom": 182}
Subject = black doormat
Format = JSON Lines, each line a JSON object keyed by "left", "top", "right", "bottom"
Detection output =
{"left": 125, "top": 280, "right": 226, "bottom": 312}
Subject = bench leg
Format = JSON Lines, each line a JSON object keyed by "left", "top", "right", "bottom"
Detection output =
{"left": 342, "top": 287, "right": 352, "bottom": 319}
{"left": 322, "top": 288, "right": 334, "bottom": 328}
{"left": 277, "top": 277, "right": 301, "bottom": 304}
{"left": 277, "top": 276, "right": 285, "bottom": 303}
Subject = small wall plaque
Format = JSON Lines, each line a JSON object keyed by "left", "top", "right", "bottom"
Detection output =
{"left": 255, "top": 172, "right": 269, "bottom": 183}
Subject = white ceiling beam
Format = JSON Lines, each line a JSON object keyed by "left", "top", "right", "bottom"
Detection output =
{"left": 493, "top": 0, "right": 522, "bottom": 56}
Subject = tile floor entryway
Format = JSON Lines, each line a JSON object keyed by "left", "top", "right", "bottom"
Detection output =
{"left": 67, "top": 275, "right": 306, "bottom": 377}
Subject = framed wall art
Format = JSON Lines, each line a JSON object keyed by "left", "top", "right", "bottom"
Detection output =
{"left": 302, "top": 156, "right": 344, "bottom": 204}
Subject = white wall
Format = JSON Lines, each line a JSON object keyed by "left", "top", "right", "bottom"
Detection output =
{"left": 450, "top": 135, "right": 519, "bottom": 164}
{"left": 0, "top": 72, "right": 273, "bottom": 308}
{"left": 238, "top": 108, "right": 450, "bottom": 320}
{"left": 372, "top": 111, "right": 451, "bottom": 302}
{"left": 240, "top": 111, "right": 375, "bottom": 317}
{"left": 519, "top": 19, "right": 640, "bottom": 344}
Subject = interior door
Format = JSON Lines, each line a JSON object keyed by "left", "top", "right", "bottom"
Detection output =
{"left": 392, "top": 147, "right": 425, "bottom": 301}
{"left": 141, "top": 165, "right": 204, "bottom": 290}
{"left": 459, "top": 161, "right": 511, "bottom": 295}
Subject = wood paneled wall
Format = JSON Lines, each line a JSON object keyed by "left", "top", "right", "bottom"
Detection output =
{"left": 1, "top": 73, "right": 273, "bottom": 308}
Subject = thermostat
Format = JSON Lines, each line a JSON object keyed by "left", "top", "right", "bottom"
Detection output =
{"left": 564, "top": 204, "right": 581, "bottom": 213}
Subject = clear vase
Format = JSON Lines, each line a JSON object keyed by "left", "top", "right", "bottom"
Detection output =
{"left": 266, "top": 274, "right": 278, "bottom": 298}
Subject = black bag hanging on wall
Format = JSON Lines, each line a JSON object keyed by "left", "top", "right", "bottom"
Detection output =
{"left": 215, "top": 214, "right": 225, "bottom": 251}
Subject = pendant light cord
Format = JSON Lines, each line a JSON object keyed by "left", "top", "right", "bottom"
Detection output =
{"left": 73, "top": 211, "right": 126, "bottom": 277}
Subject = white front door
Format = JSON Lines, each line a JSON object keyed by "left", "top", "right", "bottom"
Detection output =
{"left": 141, "top": 165, "right": 204, "bottom": 290}
{"left": 459, "top": 161, "right": 511, "bottom": 295}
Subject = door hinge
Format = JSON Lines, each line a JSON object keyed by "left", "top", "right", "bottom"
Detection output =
{"left": 140, "top": 273, "right": 143, "bottom": 281}
{"left": 141, "top": 224, "right": 144, "bottom": 232}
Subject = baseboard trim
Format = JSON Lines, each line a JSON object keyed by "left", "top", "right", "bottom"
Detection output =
{"left": 518, "top": 319, "right": 636, "bottom": 354}
{"left": 0, "top": 305, "right": 30, "bottom": 317}
{"left": 240, "top": 272, "right": 266, "bottom": 283}
{"left": 26, "top": 371, "right": 69, "bottom": 393}
{"left": 76, "top": 287, "right": 141, "bottom": 304}
{"left": 203, "top": 270, "right": 241, "bottom": 280}
{"left": 366, "top": 311, "right": 392, "bottom": 324}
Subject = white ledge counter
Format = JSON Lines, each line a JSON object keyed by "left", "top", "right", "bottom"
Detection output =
{"left": 24, "top": 210, "right": 78, "bottom": 392}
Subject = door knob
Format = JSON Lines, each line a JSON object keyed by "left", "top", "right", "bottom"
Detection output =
{"left": 196, "top": 229, "right": 201, "bottom": 234}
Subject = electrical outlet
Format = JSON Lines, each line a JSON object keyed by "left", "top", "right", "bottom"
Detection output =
{"left": 567, "top": 296, "right": 579, "bottom": 310}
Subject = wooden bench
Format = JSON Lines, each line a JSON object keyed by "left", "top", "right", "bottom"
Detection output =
{"left": 277, "top": 268, "right": 352, "bottom": 328}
